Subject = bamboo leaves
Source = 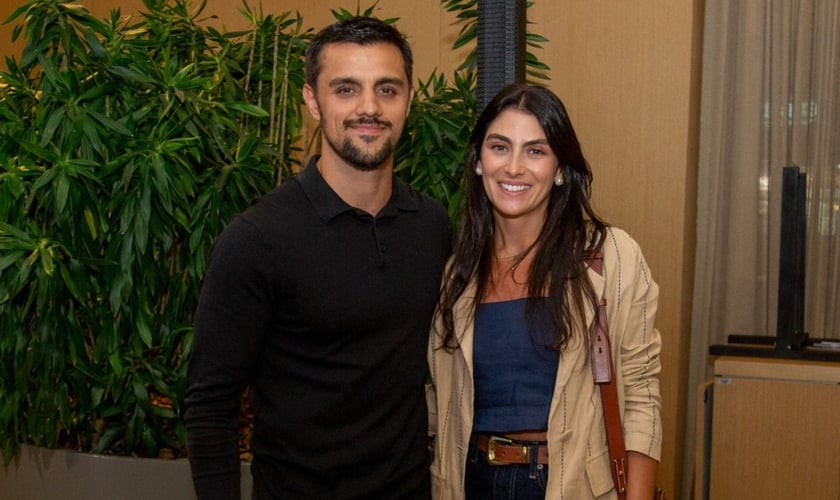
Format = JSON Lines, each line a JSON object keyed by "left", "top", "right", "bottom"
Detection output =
{"left": 0, "top": 0, "right": 308, "bottom": 462}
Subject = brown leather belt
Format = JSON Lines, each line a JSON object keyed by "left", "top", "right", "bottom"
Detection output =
{"left": 472, "top": 434, "right": 550, "bottom": 465}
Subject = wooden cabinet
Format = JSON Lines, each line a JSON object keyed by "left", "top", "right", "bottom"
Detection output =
{"left": 697, "top": 356, "right": 840, "bottom": 500}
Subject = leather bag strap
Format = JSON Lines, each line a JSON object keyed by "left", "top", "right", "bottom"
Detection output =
{"left": 588, "top": 252, "right": 628, "bottom": 500}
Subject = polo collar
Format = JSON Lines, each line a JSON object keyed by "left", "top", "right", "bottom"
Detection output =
{"left": 297, "top": 155, "right": 420, "bottom": 222}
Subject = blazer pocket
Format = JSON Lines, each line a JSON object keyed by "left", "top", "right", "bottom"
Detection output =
{"left": 585, "top": 447, "right": 615, "bottom": 497}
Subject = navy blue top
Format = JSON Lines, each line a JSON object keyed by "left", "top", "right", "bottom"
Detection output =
{"left": 473, "top": 298, "right": 559, "bottom": 432}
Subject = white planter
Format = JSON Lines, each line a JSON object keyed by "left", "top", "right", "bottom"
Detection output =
{"left": 0, "top": 444, "right": 252, "bottom": 500}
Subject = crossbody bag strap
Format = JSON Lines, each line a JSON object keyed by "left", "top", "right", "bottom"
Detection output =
{"left": 587, "top": 251, "right": 628, "bottom": 500}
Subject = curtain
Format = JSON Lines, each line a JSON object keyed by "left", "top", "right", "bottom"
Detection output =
{"left": 683, "top": 1, "right": 840, "bottom": 498}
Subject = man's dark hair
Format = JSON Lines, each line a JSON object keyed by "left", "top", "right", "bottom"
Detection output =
{"left": 305, "top": 16, "right": 414, "bottom": 88}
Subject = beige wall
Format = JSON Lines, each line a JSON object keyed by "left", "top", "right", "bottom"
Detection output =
{"left": 1, "top": 1, "right": 22, "bottom": 63}
{"left": 0, "top": 0, "right": 701, "bottom": 496}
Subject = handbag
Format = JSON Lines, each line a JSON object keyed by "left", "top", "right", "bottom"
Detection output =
{"left": 588, "top": 253, "right": 666, "bottom": 500}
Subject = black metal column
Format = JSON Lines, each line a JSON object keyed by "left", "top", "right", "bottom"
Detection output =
{"left": 476, "top": 0, "right": 527, "bottom": 112}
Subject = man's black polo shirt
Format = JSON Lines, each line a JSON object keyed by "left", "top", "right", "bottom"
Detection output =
{"left": 185, "top": 156, "right": 451, "bottom": 499}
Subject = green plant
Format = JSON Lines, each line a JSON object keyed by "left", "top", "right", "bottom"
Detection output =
{"left": 0, "top": 0, "right": 309, "bottom": 462}
{"left": 0, "top": 0, "right": 549, "bottom": 464}
{"left": 396, "top": 69, "right": 476, "bottom": 220}
{"left": 441, "top": 0, "right": 551, "bottom": 81}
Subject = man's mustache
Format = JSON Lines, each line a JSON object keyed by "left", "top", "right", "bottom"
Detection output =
{"left": 344, "top": 117, "right": 392, "bottom": 129}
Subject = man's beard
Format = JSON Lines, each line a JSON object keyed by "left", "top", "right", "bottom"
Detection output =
{"left": 338, "top": 137, "right": 394, "bottom": 170}
{"left": 328, "top": 117, "right": 395, "bottom": 171}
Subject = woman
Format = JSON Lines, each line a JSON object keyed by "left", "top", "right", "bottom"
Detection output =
{"left": 428, "top": 84, "right": 662, "bottom": 499}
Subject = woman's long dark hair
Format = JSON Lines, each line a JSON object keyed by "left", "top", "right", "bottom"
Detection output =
{"left": 436, "top": 84, "right": 608, "bottom": 351}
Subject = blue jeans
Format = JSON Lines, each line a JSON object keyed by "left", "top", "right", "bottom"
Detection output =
{"left": 464, "top": 439, "right": 549, "bottom": 500}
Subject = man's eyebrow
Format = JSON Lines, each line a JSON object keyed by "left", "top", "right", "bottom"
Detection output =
{"left": 327, "top": 77, "right": 360, "bottom": 88}
{"left": 375, "top": 77, "right": 407, "bottom": 88}
{"left": 327, "top": 76, "right": 407, "bottom": 88}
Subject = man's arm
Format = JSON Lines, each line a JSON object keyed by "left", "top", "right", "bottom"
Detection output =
{"left": 184, "top": 218, "right": 272, "bottom": 499}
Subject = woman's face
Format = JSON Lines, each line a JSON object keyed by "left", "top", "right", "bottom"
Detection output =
{"left": 479, "top": 108, "right": 562, "bottom": 224}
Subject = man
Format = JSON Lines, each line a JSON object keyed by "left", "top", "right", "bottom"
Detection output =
{"left": 184, "top": 17, "right": 451, "bottom": 500}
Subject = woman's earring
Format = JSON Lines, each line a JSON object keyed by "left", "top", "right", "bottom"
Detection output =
{"left": 554, "top": 172, "right": 564, "bottom": 186}
{"left": 475, "top": 165, "right": 483, "bottom": 176}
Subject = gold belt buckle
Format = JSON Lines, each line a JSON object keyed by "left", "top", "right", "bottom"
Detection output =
{"left": 486, "top": 435, "right": 528, "bottom": 466}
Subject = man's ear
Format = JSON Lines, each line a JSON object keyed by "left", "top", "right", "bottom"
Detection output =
{"left": 302, "top": 83, "right": 321, "bottom": 120}
{"left": 405, "top": 87, "right": 415, "bottom": 119}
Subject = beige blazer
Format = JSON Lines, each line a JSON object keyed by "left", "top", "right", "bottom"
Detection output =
{"left": 428, "top": 227, "right": 663, "bottom": 499}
